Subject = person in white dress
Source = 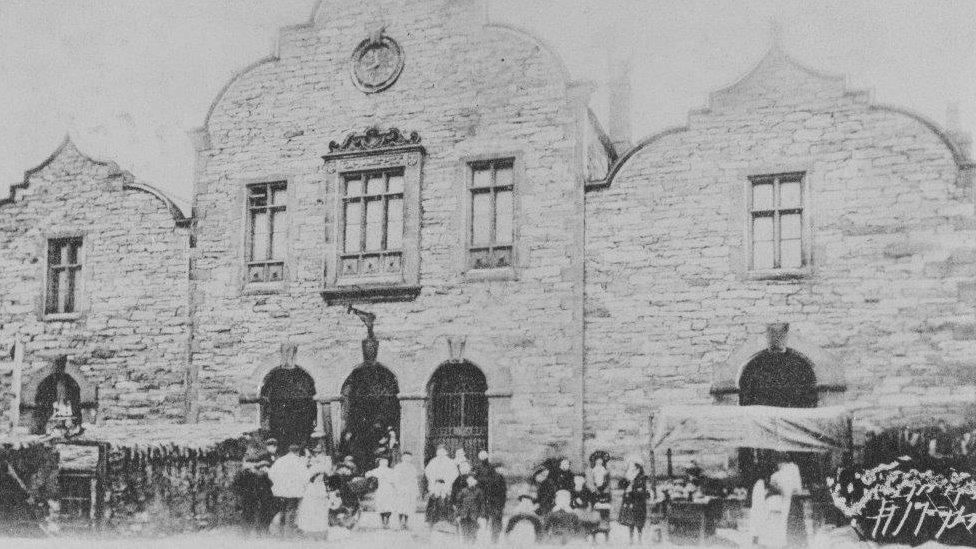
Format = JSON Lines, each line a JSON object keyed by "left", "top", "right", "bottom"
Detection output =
{"left": 296, "top": 453, "right": 333, "bottom": 538}
{"left": 391, "top": 451, "right": 420, "bottom": 530}
{"left": 424, "top": 445, "right": 459, "bottom": 526}
{"left": 366, "top": 456, "right": 397, "bottom": 528}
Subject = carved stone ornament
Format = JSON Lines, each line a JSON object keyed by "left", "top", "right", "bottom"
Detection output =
{"left": 350, "top": 27, "right": 404, "bottom": 93}
{"left": 766, "top": 322, "right": 790, "bottom": 352}
{"left": 328, "top": 127, "right": 422, "bottom": 155}
{"left": 446, "top": 336, "right": 467, "bottom": 364}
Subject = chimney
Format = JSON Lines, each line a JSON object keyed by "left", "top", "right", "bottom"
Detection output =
{"left": 946, "top": 103, "right": 972, "bottom": 161}
{"left": 607, "top": 56, "right": 633, "bottom": 153}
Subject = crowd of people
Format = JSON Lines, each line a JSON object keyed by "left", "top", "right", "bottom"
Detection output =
{"left": 231, "top": 437, "right": 659, "bottom": 545}
{"left": 231, "top": 436, "right": 419, "bottom": 541}
{"left": 862, "top": 420, "right": 976, "bottom": 470}
{"left": 425, "top": 447, "right": 652, "bottom": 545}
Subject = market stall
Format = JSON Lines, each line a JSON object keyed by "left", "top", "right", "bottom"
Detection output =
{"left": 648, "top": 405, "right": 852, "bottom": 544}
{"left": 0, "top": 422, "right": 259, "bottom": 536}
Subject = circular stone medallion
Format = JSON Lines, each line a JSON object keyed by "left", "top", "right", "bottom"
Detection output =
{"left": 350, "top": 34, "right": 404, "bottom": 93}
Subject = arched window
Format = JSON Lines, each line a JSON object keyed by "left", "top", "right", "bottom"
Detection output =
{"left": 260, "top": 366, "right": 316, "bottom": 450}
{"left": 739, "top": 349, "right": 817, "bottom": 408}
{"left": 426, "top": 361, "right": 488, "bottom": 462}
{"left": 340, "top": 364, "right": 400, "bottom": 470}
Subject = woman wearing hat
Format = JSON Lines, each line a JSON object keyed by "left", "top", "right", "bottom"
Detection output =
{"left": 618, "top": 458, "right": 650, "bottom": 545}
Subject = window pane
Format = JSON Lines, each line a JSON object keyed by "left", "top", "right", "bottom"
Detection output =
{"left": 387, "top": 173, "right": 404, "bottom": 194}
{"left": 65, "top": 269, "right": 78, "bottom": 313}
{"left": 366, "top": 175, "right": 385, "bottom": 196}
{"left": 57, "top": 269, "right": 70, "bottom": 313}
{"left": 386, "top": 198, "right": 403, "bottom": 250}
{"left": 250, "top": 211, "right": 269, "bottom": 261}
{"left": 752, "top": 183, "right": 773, "bottom": 210}
{"left": 364, "top": 199, "right": 383, "bottom": 251}
{"left": 48, "top": 242, "right": 61, "bottom": 266}
{"left": 269, "top": 211, "right": 285, "bottom": 260}
{"left": 345, "top": 177, "right": 362, "bottom": 197}
{"left": 781, "top": 213, "right": 802, "bottom": 240}
{"left": 753, "top": 240, "right": 775, "bottom": 270}
{"left": 271, "top": 186, "right": 287, "bottom": 206}
{"left": 67, "top": 242, "right": 80, "bottom": 264}
{"left": 752, "top": 215, "right": 774, "bottom": 242}
{"left": 779, "top": 180, "right": 801, "bottom": 208}
{"left": 495, "top": 164, "right": 514, "bottom": 188}
{"left": 47, "top": 269, "right": 60, "bottom": 313}
{"left": 471, "top": 192, "right": 491, "bottom": 246}
{"left": 781, "top": 239, "right": 802, "bottom": 269}
{"left": 249, "top": 187, "right": 267, "bottom": 208}
{"left": 343, "top": 202, "right": 361, "bottom": 253}
{"left": 495, "top": 190, "right": 513, "bottom": 244}
{"left": 472, "top": 167, "right": 491, "bottom": 188}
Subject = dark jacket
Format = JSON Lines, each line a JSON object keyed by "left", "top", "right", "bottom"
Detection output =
{"left": 553, "top": 469, "right": 575, "bottom": 493}
{"left": 482, "top": 469, "right": 507, "bottom": 516}
{"left": 536, "top": 478, "right": 557, "bottom": 516}
{"left": 455, "top": 485, "right": 486, "bottom": 520}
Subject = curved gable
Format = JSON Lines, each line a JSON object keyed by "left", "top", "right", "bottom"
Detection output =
{"left": 1, "top": 136, "right": 189, "bottom": 226}
{"left": 708, "top": 42, "right": 846, "bottom": 110}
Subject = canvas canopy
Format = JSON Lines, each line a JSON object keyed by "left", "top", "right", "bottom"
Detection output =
{"left": 652, "top": 405, "right": 850, "bottom": 454}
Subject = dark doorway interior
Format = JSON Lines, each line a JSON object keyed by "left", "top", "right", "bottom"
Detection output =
{"left": 33, "top": 372, "right": 82, "bottom": 435}
{"left": 426, "top": 361, "right": 488, "bottom": 463}
{"left": 260, "top": 366, "right": 317, "bottom": 451}
{"left": 340, "top": 364, "right": 400, "bottom": 471}
{"left": 738, "top": 348, "right": 822, "bottom": 488}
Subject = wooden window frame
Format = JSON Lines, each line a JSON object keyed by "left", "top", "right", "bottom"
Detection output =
{"left": 747, "top": 172, "right": 806, "bottom": 272}
{"left": 467, "top": 159, "right": 515, "bottom": 271}
{"left": 244, "top": 181, "right": 287, "bottom": 285}
{"left": 44, "top": 237, "right": 83, "bottom": 317}
{"left": 338, "top": 168, "right": 405, "bottom": 280}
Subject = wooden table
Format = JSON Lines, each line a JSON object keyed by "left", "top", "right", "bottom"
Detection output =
{"left": 666, "top": 499, "right": 723, "bottom": 546}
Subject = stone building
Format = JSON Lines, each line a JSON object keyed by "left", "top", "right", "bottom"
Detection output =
{"left": 1, "top": 0, "right": 973, "bottom": 477}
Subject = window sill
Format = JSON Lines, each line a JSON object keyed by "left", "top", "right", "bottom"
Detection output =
{"left": 242, "top": 281, "right": 286, "bottom": 296}
{"left": 321, "top": 284, "right": 422, "bottom": 305}
{"left": 43, "top": 312, "right": 82, "bottom": 323}
{"left": 745, "top": 268, "right": 812, "bottom": 281}
{"left": 462, "top": 267, "right": 517, "bottom": 282}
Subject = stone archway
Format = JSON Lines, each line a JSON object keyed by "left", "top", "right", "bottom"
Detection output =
{"left": 739, "top": 348, "right": 818, "bottom": 407}
{"left": 260, "top": 365, "right": 317, "bottom": 450}
{"left": 425, "top": 360, "right": 489, "bottom": 462}
{"left": 20, "top": 356, "right": 97, "bottom": 432}
{"left": 340, "top": 363, "right": 400, "bottom": 470}
{"left": 711, "top": 325, "right": 846, "bottom": 402}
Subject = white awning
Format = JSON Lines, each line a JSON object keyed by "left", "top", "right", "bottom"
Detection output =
{"left": 652, "top": 405, "right": 850, "bottom": 454}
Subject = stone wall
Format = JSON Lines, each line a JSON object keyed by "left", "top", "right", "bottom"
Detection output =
{"left": 189, "top": 0, "right": 590, "bottom": 470}
{"left": 0, "top": 139, "right": 192, "bottom": 426}
{"left": 583, "top": 45, "right": 976, "bottom": 466}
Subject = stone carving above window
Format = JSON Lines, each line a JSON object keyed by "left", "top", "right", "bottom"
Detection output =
{"left": 350, "top": 28, "right": 405, "bottom": 94}
{"left": 326, "top": 127, "right": 422, "bottom": 158}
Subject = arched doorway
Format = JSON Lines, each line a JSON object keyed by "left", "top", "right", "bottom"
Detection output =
{"left": 260, "top": 365, "right": 317, "bottom": 451}
{"left": 341, "top": 364, "right": 400, "bottom": 470}
{"left": 425, "top": 361, "right": 488, "bottom": 462}
{"left": 738, "top": 348, "right": 819, "bottom": 487}
{"left": 32, "top": 372, "right": 82, "bottom": 435}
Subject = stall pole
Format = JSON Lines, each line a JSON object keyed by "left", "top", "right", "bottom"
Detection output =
{"left": 648, "top": 413, "right": 656, "bottom": 493}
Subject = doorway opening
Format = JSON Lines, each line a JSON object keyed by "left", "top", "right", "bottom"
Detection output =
{"left": 425, "top": 361, "right": 488, "bottom": 463}
{"left": 738, "top": 348, "right": 821, "bottom": 488}
{"left": 260, "top": 365, "right": 317, "bottom": 451}
{"left": 340, "top": 364, "right": 400, "bottom": 471}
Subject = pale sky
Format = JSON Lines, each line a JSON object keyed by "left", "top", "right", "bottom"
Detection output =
{"left": 1, "top": 0, "right": 974, "bottom": 210}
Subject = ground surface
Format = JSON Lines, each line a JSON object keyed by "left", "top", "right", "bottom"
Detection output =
{"left": 0, "top": 512, "right": 956, "bottom": 548}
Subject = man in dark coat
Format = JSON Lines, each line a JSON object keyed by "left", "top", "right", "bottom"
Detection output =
{"left": 455, "top": 475, "right": 486, "bottom": 543}
{"left": 481, "top": 463, "right": 508, "bottom": 543}
{"left": 232, "top": 454, "right": 276, "bottom": 535}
